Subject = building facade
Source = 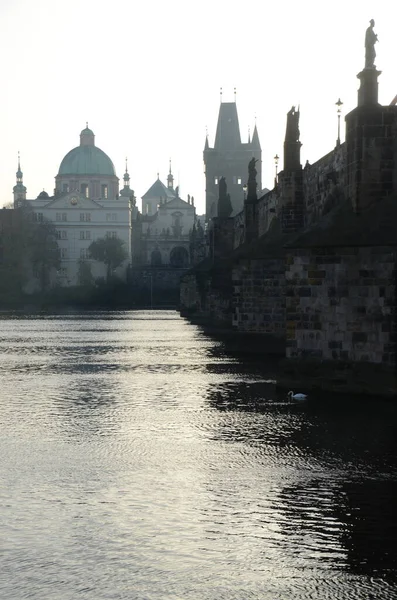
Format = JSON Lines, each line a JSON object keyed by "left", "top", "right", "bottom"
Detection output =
{"left": 14, "top": 127, "right": 134, "bottom": 287}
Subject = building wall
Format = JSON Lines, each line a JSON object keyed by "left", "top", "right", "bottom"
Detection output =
{"left": 285, "top": 246, "right": 396, "bottom": 365}
{"left": 232, "top": 257, "right": 285, "bottom": 337}
{"left": 26, "top": 193, "right": 132, "bottom": 286}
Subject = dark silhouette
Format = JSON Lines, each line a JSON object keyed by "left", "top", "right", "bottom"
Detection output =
{"left": 247, "top": 157, "right": 258, "bottom": 199}
{"left": 217, "top": 177, "right": 233, "bottom": 218}
{"left": 365, "top": 19, "right": 378, "bottom": 68}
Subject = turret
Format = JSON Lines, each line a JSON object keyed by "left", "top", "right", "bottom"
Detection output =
{"left": 167, "top": 159, "right": 174, "bottom": 190}
{"left": 13, "top": 152, "right": 27, "bottom": 208}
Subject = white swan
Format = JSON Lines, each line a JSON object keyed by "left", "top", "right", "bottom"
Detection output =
{"left": 288, "top": 390, "right": 308, "bottom": 401}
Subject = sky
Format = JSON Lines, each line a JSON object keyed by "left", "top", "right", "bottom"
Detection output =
{"left": 0, "top": 0, "right": 396, "bottom": 215}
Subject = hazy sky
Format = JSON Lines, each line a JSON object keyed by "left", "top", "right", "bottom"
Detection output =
{"left": 0, "top": 0, "right": 395, "bottom": 214}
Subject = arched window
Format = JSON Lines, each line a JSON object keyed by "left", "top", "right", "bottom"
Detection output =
{"left": 170, "top": 246, "right": 189, "bottom": 267}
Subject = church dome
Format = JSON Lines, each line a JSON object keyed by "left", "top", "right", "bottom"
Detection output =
{"left": 58, "top": 146, "right": 116, "bottom": 176}
{"left": 57, "top": 127, "right": 116, "bottom": 177}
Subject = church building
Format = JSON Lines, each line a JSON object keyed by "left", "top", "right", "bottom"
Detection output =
{"left": 136, "top": 163, "right": 198, "bottom": 268}
{"left": 14, "top": 126, "right": 134, "bottom": 287}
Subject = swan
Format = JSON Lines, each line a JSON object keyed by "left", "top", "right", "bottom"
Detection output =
{"left": 288, "top": 390, "right": 308, "bottom": 401}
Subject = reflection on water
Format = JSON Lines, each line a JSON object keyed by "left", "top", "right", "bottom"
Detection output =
{"left": 0, "top": 310, "right": 396, "bottom": 600}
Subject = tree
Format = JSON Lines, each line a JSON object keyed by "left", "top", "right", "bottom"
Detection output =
{"left": 0, "top": 208, "right": 60, "bottom": 298}
{"left": 88, "top": 236, "right": 127, "bottom": 282}
{"left": 28, "top": 218, "right": 60, "bottom": 291}
{"left": 77, "top": 259, "right": 94, "bottom": 287}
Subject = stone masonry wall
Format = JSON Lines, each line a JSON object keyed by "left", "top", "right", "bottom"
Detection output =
{"left": 232, "top": 257, "right": 285, "bottom": 337}
{"left": 302, "top": 143, "right": 346, "bottom": 226}
{"left": 285, "top": 246, "right": 396, "bottom": 366}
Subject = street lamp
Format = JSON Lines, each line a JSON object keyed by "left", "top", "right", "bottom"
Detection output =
{"left": 274, "top": 154, "right": 279, "bottom": 187}
{"left": 336, "top": 98, "right": 343, "bottom": 146}
{"left": 243, "top": 183, "right": 247, "bottom": 200}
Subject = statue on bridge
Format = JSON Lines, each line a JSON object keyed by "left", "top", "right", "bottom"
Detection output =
{"left": 217, "top": 176, "right": 233, "bottom": 218}
{"left": 365, "top": 19, "right": 378, "bottom": 68}
{"left": 285, "top": 106, "right": 300, "bottom": 144}
{"left": 247, "top": 158, "right": 258, "bottom": 200}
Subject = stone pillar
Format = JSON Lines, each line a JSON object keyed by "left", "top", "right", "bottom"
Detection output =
{"left": 345, "top": 105, "right": 397, "bottom": 213}
{"left": 357, "top": 68, "right": 381, "bottom": 107}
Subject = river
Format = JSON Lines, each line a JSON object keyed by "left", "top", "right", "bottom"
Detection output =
{"left": 0, "top": 310, "right": 396, "bottom": 599}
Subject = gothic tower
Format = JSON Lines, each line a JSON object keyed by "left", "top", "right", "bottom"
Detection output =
{"left": 204, "top": 100, "right": 261, "bottom": 221}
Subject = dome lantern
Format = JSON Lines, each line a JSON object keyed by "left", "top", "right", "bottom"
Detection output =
{"left": 80, "top": 122, "right": 95, "bottom": 146}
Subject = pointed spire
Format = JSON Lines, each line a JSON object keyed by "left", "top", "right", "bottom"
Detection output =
{"left": 16, "top": 151, "right": 23, "bottom": 180}
{"left": 214, "top": 102, "right": 241, "bottom": 150}
{"left": 251, "top": 124, "right": 261, "bottom": 149}
{"left": 123, "top": 157, "right": 130, "bottom": 184}
{"left": 248, "top": 126, "right": 251, "bottom": 144}
{"left": 167, "top": 159, "right": 174, "bottom": 190}
{"left": 13, "top": 151, "right": 27, "bottom": 204}
{"left": 204, "top": 126, "right": 209, "bottom": 151}
{"left": 234, "top": 87, "right": 237, "bottom": 103}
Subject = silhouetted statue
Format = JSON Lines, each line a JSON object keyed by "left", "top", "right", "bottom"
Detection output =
{"left": 365, "top": 19, "right": 378, "bottom": 68}
{"left": 285, "top": 106, "right": 300, "bottom": 143}
{"left": 217, "top": 176, "right": 233, "bottom": 218}
{"left": 247, "top": 158, "right": 258, "bottom": 200}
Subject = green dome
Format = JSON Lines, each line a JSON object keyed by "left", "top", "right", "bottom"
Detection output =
{"left": 58, "top": 145, "right": 116, "bottom": 177}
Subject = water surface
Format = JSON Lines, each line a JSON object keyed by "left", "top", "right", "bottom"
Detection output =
{"left": 0, "top": 311, "right": 396, "bottom": 599}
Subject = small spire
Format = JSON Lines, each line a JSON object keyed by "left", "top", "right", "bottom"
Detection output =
{"left": 167, "top": 160, "right": 174, "bottom": 189}
{"left": 18, "top": 150, "right": 21, "bottom": 171}
{"left": 248, "top": 126, "right": 251, "bottom": 144}
{"left": 157, "top": 172, "right": 159, "bottom": 180}
{"left": 86, "top": 121, "right": 88, "bottom": 129}
{"left": 220, "top": 87, "right": 222, "bottom": 103}
{"left": 234, "top": 87, "right": 237, "bottom": 102}
{"left": 123, "top": 158, "right": 130, "bottom": 184}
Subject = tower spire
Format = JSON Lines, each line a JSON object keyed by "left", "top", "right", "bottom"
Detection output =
{"left": 167, "top": 158, "right": 174, "bottom": 190}
{"left": 13, "top": 151, "right": 27, "bottom": 207}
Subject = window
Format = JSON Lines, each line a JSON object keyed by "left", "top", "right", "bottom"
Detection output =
{"left": 79, "top": 231, "right": 91, "bottom": 240}
{"left": 237, "top": 178, "right": 242, "bottom": 185}
{"left": 214, "top": 177, "right": 218, "bottom": 185}
{"left": 62, "top": 213, "right": 67, "bottom": 221}
{"left": 106, "top": 213, "right": 111, "bottom": 222}
{"left": 106, "top": 231, "right": 117, "bottom": 239}
{"left": 56, "top": 230, "right": 61, "bottom": 240}
{"left": 146, "top": 204, "right": 152, "bottom": 215}
{"left": 32, "top": 212, "right": 43, "bottom": 222}
{"left": 62, "top": 183, "right": 69, "bottom": 193}
{"left": 61, "top": 231, "right": 67, "bottom": 239}
{"left": 111, "top": 213, "right": 116, "bottom": 221}
{"left": 101, "top": 184, "right": 108, "bottom": 199}
{"left": 80, "top": 183, "right": 89, "bottom": 198}
{"left": 80, "top": 213, "right": 91, "bottom": 222}
{"left": 61, "top": 248, "right": 68, "bottom": 258}
{"left": 56, "top": 213, "right": 61, "bottom": 221}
